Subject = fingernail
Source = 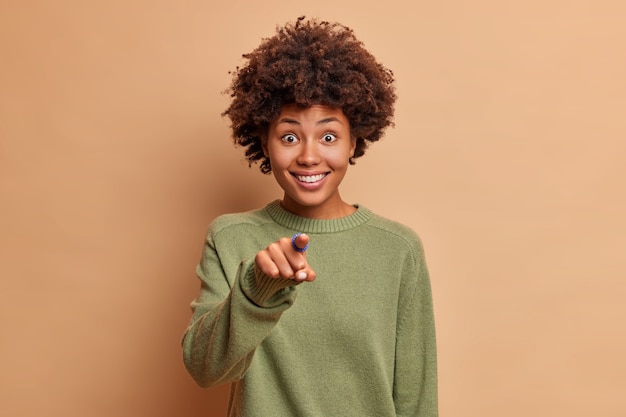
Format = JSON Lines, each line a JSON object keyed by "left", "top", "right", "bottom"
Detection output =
{"left": 296, "top": 271, "right": 307, "bottom": 281}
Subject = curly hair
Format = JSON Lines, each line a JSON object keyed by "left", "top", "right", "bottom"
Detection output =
{"left": 222, "top": 16, "right": 397, "bottom": 174}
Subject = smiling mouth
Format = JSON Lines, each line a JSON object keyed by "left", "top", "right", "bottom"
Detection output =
{"left": 293, "top": 173, "right": 328, "bottom": 183}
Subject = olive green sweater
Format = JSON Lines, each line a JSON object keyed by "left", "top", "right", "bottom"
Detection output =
{"left": 182, "top": 200, "right": 438, "bottom": 416}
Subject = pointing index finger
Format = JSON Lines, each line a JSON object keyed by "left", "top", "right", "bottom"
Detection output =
{"left": 291, "top": 233, "right": 310, "bottom": 253}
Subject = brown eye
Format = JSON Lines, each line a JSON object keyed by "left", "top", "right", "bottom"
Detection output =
{"left": 322, "top": 133, "right": 337, "bottom": 143}
{"left": 281, "top": 134, "right": 298, "bottom": 143}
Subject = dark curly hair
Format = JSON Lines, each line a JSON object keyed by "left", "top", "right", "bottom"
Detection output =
{"left": 222, "top": 16, "right": 397, "bottom": 174}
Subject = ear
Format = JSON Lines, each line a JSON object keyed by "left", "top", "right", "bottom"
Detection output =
{"left": 349, "top": 136, "right": 357, "bottom": 158}
{"left": 261, "top": 133, "right": 269, "bottom": 157}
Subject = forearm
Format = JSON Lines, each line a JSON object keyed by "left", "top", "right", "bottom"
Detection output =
{"left": 182, "top": 258, "right": 298, "bottom": 388}
{"left": 394, "top": 253, "right": 438, "bottom": 416}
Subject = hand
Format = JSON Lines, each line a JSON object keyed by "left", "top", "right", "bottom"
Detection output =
{"left": 255, "top": 234, "right": 316, "bottom": 282}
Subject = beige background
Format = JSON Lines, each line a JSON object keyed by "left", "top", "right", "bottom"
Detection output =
{"left": 1, "top": 0, "right": 625, "bottom": 416}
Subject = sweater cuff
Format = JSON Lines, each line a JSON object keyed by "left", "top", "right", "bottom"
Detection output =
{"left": 239, "top": 259, "right": 299, "bottom": 308}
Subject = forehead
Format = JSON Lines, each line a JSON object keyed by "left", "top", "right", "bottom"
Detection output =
{"left": 273, "top": 104, "right": 349, "bottom": 126}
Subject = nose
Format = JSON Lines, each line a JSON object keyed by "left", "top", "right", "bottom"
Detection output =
{"left": 296, "top": 140, "right": 321, "bottom": 166}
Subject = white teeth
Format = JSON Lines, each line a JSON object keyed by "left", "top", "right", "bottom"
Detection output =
{"left": 296, "top": 174, "right": 326, "bottom": 183}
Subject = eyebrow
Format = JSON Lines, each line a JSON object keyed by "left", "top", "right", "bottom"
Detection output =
{"left": 276, "top": 117, "right": 344, "bottom": 126}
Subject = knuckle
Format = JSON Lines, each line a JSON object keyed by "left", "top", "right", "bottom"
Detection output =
{"left": 267, "top": 242, "right": 281, "bottom": 255}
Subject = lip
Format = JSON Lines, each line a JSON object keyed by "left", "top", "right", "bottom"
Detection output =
{"left": 291, "top": 171, "right": 329, "bottom": 189}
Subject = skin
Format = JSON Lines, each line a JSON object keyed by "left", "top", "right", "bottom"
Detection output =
{"left": 255, "top": 104, "right": 356, "bottom": 282}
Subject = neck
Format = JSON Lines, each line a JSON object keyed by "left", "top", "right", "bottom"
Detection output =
{"left": 280, "top": 197, "right": 356, "bottom": 220}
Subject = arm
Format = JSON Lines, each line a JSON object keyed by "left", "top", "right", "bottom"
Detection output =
{"left": 393, "top": 244, "right": 439, "bottom": 417}
{"left": 181, "top": 228, "right": 299, "bottom": 388}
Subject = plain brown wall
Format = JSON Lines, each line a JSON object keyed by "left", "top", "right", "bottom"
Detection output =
{"left": 1, "top": 1, "right": 625, "bottom": 416}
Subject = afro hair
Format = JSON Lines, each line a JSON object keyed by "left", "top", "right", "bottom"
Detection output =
{"left": 222, "top": 16, "right": 397, "bottom": 173}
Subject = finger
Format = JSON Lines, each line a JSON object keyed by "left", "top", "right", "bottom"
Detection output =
{"left": 294, "top": 266, "right": 316, "bottom": 282}
{"left": 267, "top": 242, "right": 295, "bottom": 279}
{"left": 280, "top": 236, "right": 307, "bottom": 271}
{"left": 255, "top": 250, "right": 280, "bottom": 278}
{"left": 287, "top": 234, "right": 311, "bottom": 281}
{"left": 293, "top": 269, "right": 308, "bottom": 281}
{"left": 305, "top": 268, "right": 317, "bottom": 282}
{"left": 292, "top": 233, "right": 310, "bottom": 253}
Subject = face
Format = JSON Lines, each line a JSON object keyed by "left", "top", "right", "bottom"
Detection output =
{"left": 263, "top": 104, "right": 357, "bottom": 219}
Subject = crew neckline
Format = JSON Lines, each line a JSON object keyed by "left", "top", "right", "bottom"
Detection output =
{"left": 264, "top": 200, "right": 372, "bottom": 234}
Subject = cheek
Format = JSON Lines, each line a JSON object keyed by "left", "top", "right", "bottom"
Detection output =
{"left": 267, "top": 146, "right": 293, "bottom": 168}
{"left": 325, "top": 148, "right": 352, "bottom": 168}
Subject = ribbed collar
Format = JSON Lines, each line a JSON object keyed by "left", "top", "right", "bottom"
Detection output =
{"left": 264, "top": 200, "right": 372, "bottom": 234}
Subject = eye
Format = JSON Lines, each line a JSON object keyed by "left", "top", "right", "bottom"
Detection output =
{"left": 281, "top": 134, "right": 298, "bottom": 143}
{"left": 321, "top": 133, "right": 337, "bottom": 143}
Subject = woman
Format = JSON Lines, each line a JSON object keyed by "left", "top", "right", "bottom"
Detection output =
{"left": 183, "top": 17, "right": 438, "bottom": 417}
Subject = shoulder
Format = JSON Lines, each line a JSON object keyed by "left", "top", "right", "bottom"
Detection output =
{"left": 361, "top": 208, "right": 425, "bottom": 256}
{"left": 207, "top": 205, "right": 273, "bottom": 239}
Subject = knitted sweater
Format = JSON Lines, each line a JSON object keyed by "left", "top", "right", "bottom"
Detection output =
{"left": 182, "top": 200, "right": 438, "bottom": 416}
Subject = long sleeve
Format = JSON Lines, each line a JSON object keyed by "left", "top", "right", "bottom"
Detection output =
{"left": 393, "top": 240, "right": 439, "bottom": 417}
{"left": 182, "top": 225, "right": 298, "bottom": 388}
{"left": 181, "top": 202, "right": 438, "bottom": 416}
